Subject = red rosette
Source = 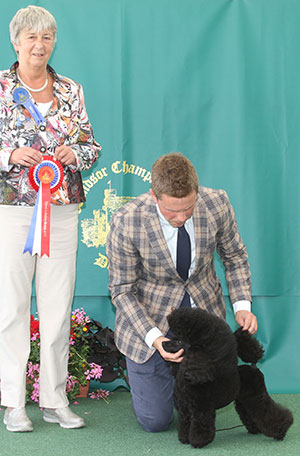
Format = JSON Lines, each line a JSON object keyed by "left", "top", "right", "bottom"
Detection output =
{"left": 29, "top": 156, "right": 64, "bottom": 194}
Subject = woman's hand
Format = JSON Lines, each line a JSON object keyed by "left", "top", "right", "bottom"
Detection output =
{"left": 9, "top": 147, "right": 43, "bottom": 167}
{"left": 54, "top": 145, "right": 76, "bottom": 165}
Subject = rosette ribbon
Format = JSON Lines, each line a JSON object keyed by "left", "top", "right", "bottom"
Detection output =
{"left": 24, "top": 157, "right": 64, "bottom": 257}
{"left": 13, "top": 87, "right": 45, "bottom": 126}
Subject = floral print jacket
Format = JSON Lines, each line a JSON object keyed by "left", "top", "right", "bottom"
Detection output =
{"left": 0, "top": 63, "right": 101, "bottom": 206}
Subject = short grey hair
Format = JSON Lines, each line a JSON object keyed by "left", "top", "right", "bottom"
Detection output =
{"left": 9, "top": 5, "right": 57, "bottom": 45}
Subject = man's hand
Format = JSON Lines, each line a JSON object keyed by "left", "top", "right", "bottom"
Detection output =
{"left": 153, "top": 336, "right": 184, "bottom": 363}
{"left": 54, "top": 145, "right": 76, "bottom": 165}
{"left": 235, "top": 310, "right": 257, "bottom": 334}
{"left": 9, "top": 147, "right": 42, "bottom": 167}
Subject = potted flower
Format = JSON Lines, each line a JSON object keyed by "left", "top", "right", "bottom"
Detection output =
{"left": 27, "top": 308, "right": 111, "bottom": 403}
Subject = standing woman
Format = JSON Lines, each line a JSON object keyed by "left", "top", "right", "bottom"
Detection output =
{"left": 0, "top": 6, "right": 101, "bottom": 431}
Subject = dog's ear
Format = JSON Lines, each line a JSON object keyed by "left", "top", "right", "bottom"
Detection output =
{"left": 181, "top": 351, "right": 216, "bottom": 385}
{"left": 183, "top": 365, "right": 216, "bottom": 385}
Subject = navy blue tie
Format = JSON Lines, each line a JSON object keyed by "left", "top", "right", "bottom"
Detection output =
{"left": 176, "top": 225, "right": 191, "bottom": 307}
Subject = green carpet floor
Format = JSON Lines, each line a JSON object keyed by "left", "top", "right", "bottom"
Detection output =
{"left": 0, "top": 390, "right": 298, "bottom": 456}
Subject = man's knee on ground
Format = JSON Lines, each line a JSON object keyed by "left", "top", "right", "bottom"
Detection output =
{"left": 137, "top": 412, "right": 173, "bottom": 432}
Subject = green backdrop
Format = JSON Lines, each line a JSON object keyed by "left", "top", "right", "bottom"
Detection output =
{"left": 1, "top": 0, "right": 299, "bottom": 393}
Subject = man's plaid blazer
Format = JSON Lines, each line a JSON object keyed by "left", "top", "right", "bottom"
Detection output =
{"left": 106, "top": 186, "right": 251, "bottom": 364}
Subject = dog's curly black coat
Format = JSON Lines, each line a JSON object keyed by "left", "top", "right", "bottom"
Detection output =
{"left": 163, "top": 307, "right": 293, "bottom": 449}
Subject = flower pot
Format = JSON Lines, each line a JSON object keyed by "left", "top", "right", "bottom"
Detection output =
{"left": 76, "top": 380, "right": 90, "bottom": 398}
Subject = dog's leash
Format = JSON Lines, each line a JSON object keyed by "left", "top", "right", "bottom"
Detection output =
{"left": 216, "top": 424, "right": 244, "bottom": 432}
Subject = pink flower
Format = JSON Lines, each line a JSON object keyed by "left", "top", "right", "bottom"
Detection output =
{"left": 66, "top": 374, "right": 78, "bottom": 393}
{"left": 30, "top": 380, "right": 40, "bottom": 403}
{"left": 71, "top": 308, "right": 87, "bottom": 325}
{"left": 27, "top": 361, "right": 40, "bottom": 380}
{"left": 89, "top": 389, "right": 110, "bottom": 402}
{"left": 84, "top": 363, "right": 103, "bottom": 380}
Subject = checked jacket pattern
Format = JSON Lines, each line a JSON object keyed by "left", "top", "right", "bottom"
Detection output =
{"left": 106, "top": 187, "right": 252, "bottom": 364}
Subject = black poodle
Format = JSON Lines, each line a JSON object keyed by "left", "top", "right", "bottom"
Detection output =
{"left": 163, "top": 307, "right": 293, "bottom": 449}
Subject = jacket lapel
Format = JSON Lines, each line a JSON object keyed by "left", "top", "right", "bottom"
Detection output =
{"left": 191, "top": 193, "right": 209, "bottom": 276}
{"left": 143, "top": 199, "right": 178, "bottom": 277}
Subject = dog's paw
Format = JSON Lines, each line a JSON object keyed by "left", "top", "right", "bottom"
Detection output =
{"left": 178, "top": 427, "right": 190, "bottom": 444}
{"left": 178, "top": 436, "right": 189, "bottom": 445}
{"left": 263, "top": 409, "right": 294, "bottom": 441}
{"left": 189, "top": 436, "right": 214, "bottom": 448}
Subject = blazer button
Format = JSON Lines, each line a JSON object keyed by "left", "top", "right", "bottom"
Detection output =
{"left": 40, "top": 146, "right": 46, "bottom": 153}
{"left": 39, "top": 125, "right": 46, "bottom": 131}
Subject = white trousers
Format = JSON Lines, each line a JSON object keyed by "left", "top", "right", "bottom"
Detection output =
{"left": 0, "top": 204, "right": 78, "bottom": 408}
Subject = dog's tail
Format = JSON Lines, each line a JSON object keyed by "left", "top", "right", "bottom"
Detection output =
{"left": 234, "top": 328, "right": 264, "bottom": 364}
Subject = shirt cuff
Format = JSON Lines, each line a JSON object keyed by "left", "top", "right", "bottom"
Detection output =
{"left": 233, "top": 300, "right": 251, "bottom": 314}
{"left": 144, "top": 327, "right": 164, "bottom": 349}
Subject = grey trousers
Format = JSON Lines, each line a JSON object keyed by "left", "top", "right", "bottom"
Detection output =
{"left": 126, "top": 350, "right": 175, "bottom": 432}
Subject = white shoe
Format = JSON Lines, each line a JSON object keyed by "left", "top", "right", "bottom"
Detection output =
{"left": 43, "top": 406, "right": 86, "bottom": 429}
{"left": 3, "top": 408, "right": 33, "bottom": 432}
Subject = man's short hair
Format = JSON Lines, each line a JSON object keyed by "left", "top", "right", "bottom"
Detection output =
{"left": 151, "top": 152, "right": 199, "bottom": 199}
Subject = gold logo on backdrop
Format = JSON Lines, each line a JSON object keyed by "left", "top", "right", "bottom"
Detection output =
{"left": 80, "top": 160, "right": 151, "bottom": 268}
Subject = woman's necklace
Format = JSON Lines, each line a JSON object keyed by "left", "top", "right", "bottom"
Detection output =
{"left": 17, "top": 70, "right": 48, "bottom": 93}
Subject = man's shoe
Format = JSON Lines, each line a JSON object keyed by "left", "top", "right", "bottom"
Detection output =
{"left": 43, "top": 406, "right": 86, "bottom": 429}
{"left": 3, "top": 408, "right": 33, "bottom": 432}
